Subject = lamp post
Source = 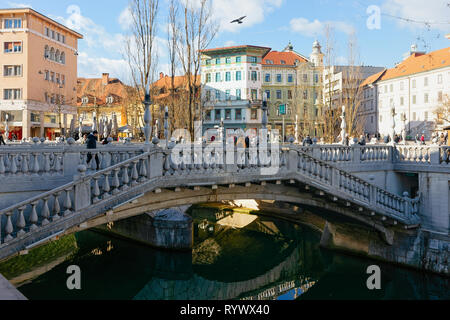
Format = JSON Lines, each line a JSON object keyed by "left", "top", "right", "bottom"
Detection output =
{"left": 143, "top": 86, "right": 152, "bottom": 145}
{"left": 164, "top": 106, "right": 169, "bottom": 147}
{"left": 78, "top": 116, "right": 83, "bottom": 142}
{"left": 295, "top": 115, "right": 299, "bottom": 144}
{"left": 390, "top": 103, "right": 397, "bottom": 145}
{"left": 262, "top": 92, "right": 268, "bottom": 130}
{"left": 340, "top": 105, "right": 347, "bottom": 145}
{"left": 5, "top": 114, "right": 9, "bottom": 142}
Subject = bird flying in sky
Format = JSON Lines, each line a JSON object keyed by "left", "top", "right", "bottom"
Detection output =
{"left": 231, "top": 16, "right": 246, "bottom": 24}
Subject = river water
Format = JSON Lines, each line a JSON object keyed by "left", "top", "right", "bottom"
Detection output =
{"left": 11, "top": 207, "right": 449, "bottom": 300}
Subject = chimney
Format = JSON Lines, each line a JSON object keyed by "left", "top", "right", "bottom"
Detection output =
{"left": 102, "top": 73, "right": 109, "bottom": 86}
{"left": 160, "top": 72, "right": 164, "bottom": 79}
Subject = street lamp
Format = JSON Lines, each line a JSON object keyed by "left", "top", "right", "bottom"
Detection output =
{"left": 262, "top": 92, "right": 268, "bottom": 131}
{"left": 4, "top": 114, "right": 9, "bottom": 142}
{"left": 143, "top": 86, "right": 152, "bottom": 145}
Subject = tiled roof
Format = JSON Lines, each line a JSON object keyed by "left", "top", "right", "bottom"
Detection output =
{"left": 379, "top": 47, "right": 450, "bottom": 82}
{"left": 77, "top": 76, "right": 129, "bottom": 106}
{"left": 201, "top": 45, "right": 272, "bottom": 53}
{"left": 360, "top": 69, "right": 386, "bottom": 87}
{"left": 153, "top": 74, "right": 200, "bottom": 90}
{"left": 152, "top": 74, "right": 201, "bottom": 102}
{"left": 263, "top": 51, "right": 308, "bottom": 66}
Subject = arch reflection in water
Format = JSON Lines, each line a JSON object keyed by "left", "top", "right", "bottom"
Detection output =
{"left": 14, "top": 206, "right": 450, "bottom": 300}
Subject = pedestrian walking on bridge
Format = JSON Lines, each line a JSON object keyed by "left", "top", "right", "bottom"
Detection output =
{"left": 86, "top": 131, "right": 100, "bottom": 170}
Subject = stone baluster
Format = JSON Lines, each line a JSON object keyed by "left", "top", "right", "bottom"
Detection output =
{"left": 29, "top": 202, "right": 39, "bottom": 231}
{"left": 21, "top": 154, "right": 29, "bottom": 175}
{"left": 64, "top": 188, "right": 73, "bottom": 217}
{"left": 112, "top": 168, "right": 121, "bottom": 195}
{"left": 140, "top": 157, "right": 149, "bottom": 181}
{"left": 4, "top": 211, "right": 14, "bottom": 242}
{"left": 92, "top": 177, "right": 101, "bottom": 203}
{"left": 41, "top": 197, "right": 50, "bottom": 226}
{"left": 16, "top": 207, "right": 26, "bottom": 237}
{"left": 131, "top": 161, "right": 139, "bottom": 187}
{"left": 55, "top": 154, "right": 62, "bottom": 172}
{"left": 32, "top": 153, "right": 40, "bottom": 175}
{"left": 43, "top": 153, "right": 51, "bottom": 173}
{"left": 10, "top": 155, "right": 17, "bottom": 174}
{"left": 121, "top": 165, "right": 130, "bottom": 191}
{"left": 52, "top": 193, "right": 61, "bottom": 221}
{"left": 102, "top": 172, "right": 111, "bottom": 199}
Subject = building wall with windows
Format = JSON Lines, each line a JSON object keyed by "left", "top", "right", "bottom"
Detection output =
{"left": 262, "top": 48, "right": 304, "bottom": 138}
{"left": 376, "top": 47, "right": 450, "bottom": 139}
{"left": 0, "top": 8, "right": 82, "bottom": 140}
{"left": 200, "top": 45, "right": 271, "bottom": 138}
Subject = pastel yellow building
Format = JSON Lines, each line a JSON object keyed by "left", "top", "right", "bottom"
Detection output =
{"left": 0, "top": 8, "right": 83, "bottom": 140}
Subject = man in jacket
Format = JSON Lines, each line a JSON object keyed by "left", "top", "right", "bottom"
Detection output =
{"left": 86, "top": 131, "right": 100, "bottom": 170}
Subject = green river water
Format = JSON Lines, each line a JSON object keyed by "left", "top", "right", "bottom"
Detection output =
{"left": 2, "top": 207, "right": 448, "bottom": 300}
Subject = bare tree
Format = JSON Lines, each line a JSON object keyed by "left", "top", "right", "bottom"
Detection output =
{"left": 322, "top": 24, "right": 340, "bottom": 143}
{"left": 167, "top": 0, "right": 179, "bottom": 133}
{"left": 342, "top": 32, "right": 365, "bottom": 139}
{"left": 434, "top": 94, "right": 450, "bottom": 124}
{"left": 177, "top": 0, "right": 218, "bottom": 137}
{"left": 124, "top": 0, "right": 160, "bottom": 137}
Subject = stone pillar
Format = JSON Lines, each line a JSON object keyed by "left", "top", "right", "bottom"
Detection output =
{"left": 97, "top": 209, "right": 193, "bottom": 251}
{"left": 63, "top": 145, "right": 82, "bottom": 178}
{"left": 39, "top": 111, "right": 45, "bottom": 138}
{"left": 149, "top": 151, "right": 163, "bottom": 179}
{"left": 22, "top": 109, "right": 31, "bottom": 139}
{"left": 429, "top": 146, "right": 440, "bottom": 165}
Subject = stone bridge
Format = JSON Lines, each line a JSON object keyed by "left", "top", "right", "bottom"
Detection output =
{"left": 0, "top": 141, "right": 448, "bottom": 274}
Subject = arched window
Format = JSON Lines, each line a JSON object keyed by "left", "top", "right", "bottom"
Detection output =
{"left": 50, "top": 47, "right": 55, "bottom": 61}
{"left": 44, "top": 45, "right": 49, "bottom": 59}
{"left": 60, "top": 52, "right": 65, "bottom": 64}
{"left": 55, "top": 50, "right": 60, "bottom": 63}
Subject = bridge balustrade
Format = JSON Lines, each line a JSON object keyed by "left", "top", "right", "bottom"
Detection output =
{"left": 0, "top": 143, "right": 429, "bottom": 258}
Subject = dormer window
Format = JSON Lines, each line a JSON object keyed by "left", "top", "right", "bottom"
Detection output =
{"left": 265, "top": 60, "right": 273, "bottom": 64}
{"left": 280, "top": 60, "right": 286, "bottom": 65}
{"left": 81, "top": 96, "right": 89, "bottom": 105}
{"left": 106, "top": 96, "right": 114, "bottom": 104}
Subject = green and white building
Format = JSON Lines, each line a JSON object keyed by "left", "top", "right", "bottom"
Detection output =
{"left": 200, "top": 45, "right": 271, "bottom": 139}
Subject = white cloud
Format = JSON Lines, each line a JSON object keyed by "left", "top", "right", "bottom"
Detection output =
{"left": 212, "top": 0, "right": 284, "bottom": 33}
{"left": 77, "top": 52, "right": 129, "bottom": 80}
{"left": 7, "top": 2, "right": 32, "bottom": 8}
{"left": 50, "top": 5, "right": 126, "bottom": 51}
{"left": 382, "top": 0, "right": 450, "bottom": 32}
{"left": 290, "top": 17, "right": 355, "bottom": 37}
{"left": 118, "top": 7, "right": 133, "bottom": 31}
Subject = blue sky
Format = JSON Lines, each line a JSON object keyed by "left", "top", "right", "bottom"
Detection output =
{"left": 2, "top": 0, "right": 449, "bottom": 83}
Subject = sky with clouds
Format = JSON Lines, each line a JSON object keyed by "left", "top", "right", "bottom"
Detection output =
{"left": 2, "top": 0, "right": 449, "bottom": 84}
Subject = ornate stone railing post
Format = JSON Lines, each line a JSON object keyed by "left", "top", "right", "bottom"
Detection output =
{"left": 403, "top": 192, "right": 412, "bottom": 217}
{"left": 429, "top": 146, "right": 440, "bottom": 165}
{"left": 63, "top": 139, "right": 81, "bottom": 177}
{"left": 352, "top": 145, "right": 361, "bottom": 164}
{"left": 288, "top": 147, "right": 299, "bottom": 174}
{"left": 149, "top": 149, "right": 163, "bottom": 180}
